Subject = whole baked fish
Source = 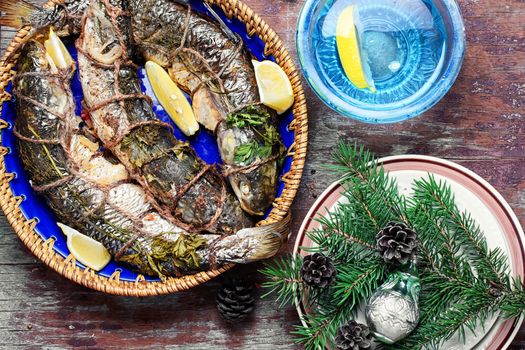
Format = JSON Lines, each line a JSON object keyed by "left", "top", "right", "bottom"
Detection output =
{"left": 75, "top": 0, "right": 252, "bottom": 234}
{"left": 13, "top": 36, "right": 288, "bottom": 277}
{"left": 0, "top": 0, "right": 286, "bottom": 216}
{"left": 130, "top": 0, "right": 285, "bottom": 215}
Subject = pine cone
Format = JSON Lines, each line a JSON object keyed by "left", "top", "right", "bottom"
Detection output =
{"left": 216, "top": 278, "right": 255, "bottom": 322}
{"left": 335, "top": 320, "right": 373, "bottom": 350}
{"left": 300, "top": 253, "right": 336, "bottom": 288}
{"left": 376, "top": 221, "right": 417, "bottom": 265}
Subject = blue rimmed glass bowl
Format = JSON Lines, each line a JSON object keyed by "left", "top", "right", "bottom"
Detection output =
{"left": 297, "top": 0, "right": 466, "bottom": 123}
{"left": 0, "top": 0, "right": 308, "bottom": 295}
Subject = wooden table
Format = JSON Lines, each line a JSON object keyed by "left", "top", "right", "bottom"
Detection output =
{"left": 1, "top": 0, "right": 524, "bottom": 348}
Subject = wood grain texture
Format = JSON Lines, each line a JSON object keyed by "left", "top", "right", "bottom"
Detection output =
{"left": 1, "top": 0, "right": 524, "bottom": 348}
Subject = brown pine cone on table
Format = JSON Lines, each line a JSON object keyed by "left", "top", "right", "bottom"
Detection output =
{"left": 216, "top": 278, "right": 255, "bottom": 322}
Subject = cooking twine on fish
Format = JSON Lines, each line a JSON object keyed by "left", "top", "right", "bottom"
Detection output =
{"left": 16, "top": 88, "right": 187, "bottom": 274}
{"left": 134, "top": 3, "right": 246, "bottom": 104}
{"left": 12, "top": 66, "right": 186, "bottom": 273}
{"left": 11, "top": 68, "right": 83, "bottom": 193}
{"left": 157, "top": 6, "right": 282, "bottom": 179}
{"left": 74, "top": 0, "right": 230, "bottom": 240}
{"left": 213, "top": 111, "right": 284, "bottom": 177}
{"left": 222, "top": 154, "right": 281, "bottom": 177}
{"left": 0, "top": 0, "right": 308, "bottom": 296}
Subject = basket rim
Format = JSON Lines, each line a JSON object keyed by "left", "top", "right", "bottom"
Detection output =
{"left": 0, "top": 0, "right": 308, "bottom": 296}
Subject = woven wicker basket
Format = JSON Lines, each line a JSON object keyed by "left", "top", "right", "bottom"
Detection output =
{"left": 0, "top": 0, "right": 308, "bottom": 296}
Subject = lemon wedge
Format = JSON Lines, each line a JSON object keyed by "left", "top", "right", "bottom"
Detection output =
{"left": 145, "top": 61, "right": 199, "bottom": 136}
{"left": 252, "top": 60, "right": 294, "bottom": 114}
{"left": 58, "top": 223, "right": 111, "bottom": 271}
{"left": 44, "top": 27, "right": 73, "bottom": 70}
{"left": 336, "top": 5, "right": 376, "bottom": 92}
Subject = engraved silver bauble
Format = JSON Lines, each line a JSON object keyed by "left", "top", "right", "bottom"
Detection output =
{"left": 365, "top": 271, "right": 420, "bottom": 344}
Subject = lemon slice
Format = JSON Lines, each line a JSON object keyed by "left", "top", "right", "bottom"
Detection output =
{"left": 145, "top": 61, "right": 199, "bottom": 136}
{"left": 252, "top": 60, "right": 294, "bottom": 114}
{"left": 44, "top": 27, "right": 73, "bottom": 70}
{"left": 58, "top": 223, "right": 111, "bottom": 271}
{"left": 336, "top": 5, "right": 376, "bottom": 92}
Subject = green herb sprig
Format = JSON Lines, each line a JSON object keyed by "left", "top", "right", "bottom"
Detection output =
{"left": 226, "top": 105, "right": 271, "bottom": 128}
{"left": 227, "top": 110, "right": 268, "bottom": 128}
{"left": 227, "top": 105, "right": 283, "bottom": 165}
{"left": 234, "top": 141, "right": 273, "bottom": 164}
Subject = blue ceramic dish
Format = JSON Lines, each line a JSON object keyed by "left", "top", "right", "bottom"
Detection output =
{"left": 0, "top": 0, "right": 295, "bottom": 282}
{"left": 297, "top": 0, "right": 466, "bottom": 123}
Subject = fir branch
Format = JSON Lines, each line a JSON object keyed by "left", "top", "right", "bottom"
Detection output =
{"left": 306, "top": 227, "right": 375, "bottom": 263}
{"left": 327, "top": 143, "right": 409, "bottom": 224}
{"left": 408, "top": 201, "right": 465, "bottom": 279}
{"left": 293, "top": 306, "right": 350, "bottom": 350}
{"left": 499, "top": 277, "right": 525, "bottom": 319}
{"left": 411, "top": 176, "right": 509, "bottom": 286}
{"left": 322, "top": 228, "right": 375, "bottom": 250}
{"left": 293, "top": 266, "right": 381, "bottom": 350}
{"left": 308, "top": 201, "right": 378, "bottom": 262}
{"left": 260, "top": 255, "right": 303, "bottom": 307}
{"left": 417, "top": 273, "right": 475, "bottom": 324}
{"left": 332, "top": 258, "right": 386, "bottom": 308}
{"left": 260, "top": 142, "right": 525, "bottom": 350}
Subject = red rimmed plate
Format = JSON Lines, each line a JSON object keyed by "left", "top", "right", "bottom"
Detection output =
{"left": 293, "top": 155, "right": 524, "bottom": 349}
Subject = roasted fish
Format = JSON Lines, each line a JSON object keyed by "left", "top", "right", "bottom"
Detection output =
{"left": 13, "top": 36, "right": 289, "bottom": 278}
{"left": 0, "top": 0, "right": 287, "bottom": 216}
{"left": 130, "top": 0, "right": 285, "bottom": 215}
{"left": 76, "top": 0, "right": 253, "bottom": 234}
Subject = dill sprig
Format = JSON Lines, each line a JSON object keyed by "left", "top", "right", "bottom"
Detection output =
{"left": 260, "top": 142, "right": 525, "bottom": 350}
{"left": 227, "top": 104, "right": 283, "bottom": 165}
{"left": 226, "top": 105, "right": 270, "bottom": 128}
{"left": 234, "top": 141, "right": 272, "bottom": 164}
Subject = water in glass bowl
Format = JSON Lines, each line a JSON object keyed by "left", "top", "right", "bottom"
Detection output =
{"left": 313, "top": 0, "right": 447, "bottom": 107}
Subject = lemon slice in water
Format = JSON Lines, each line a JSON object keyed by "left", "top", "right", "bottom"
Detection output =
{"left": 44, "top": 27, "right": 73, "bottom": 70}
{"left": 336, "top": 5, "right": 376, "bottom": 93}
{"left": 252, "top": 60, "right": 294, "bottom": 114}
{"left": 58, "top": 223, "right": 111, "bottom": 272}
{"left": 145, "top": 61, "right": 199, "bottom": 136}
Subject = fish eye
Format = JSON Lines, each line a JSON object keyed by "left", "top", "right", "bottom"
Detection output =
{"left": 240, "top": 181, "right": 251, "bottom": 195}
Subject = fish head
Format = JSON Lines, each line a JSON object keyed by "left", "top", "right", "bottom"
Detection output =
{"left": 229, "top": 163, "right": 278, "bottom": 216}
{"left": 218, "top": 106, "right": 282, "bottom": 216}
{"left": 79, "top": 0, "right": 125, "bottom": 65}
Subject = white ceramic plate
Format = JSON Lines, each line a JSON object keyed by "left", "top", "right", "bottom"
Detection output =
{"left": 293, "top": 155, "right": 524, "bottom": 349}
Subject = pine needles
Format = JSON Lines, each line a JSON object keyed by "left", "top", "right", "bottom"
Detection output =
{"left": 260, "top": 142, "right": 525, "bottom": 350}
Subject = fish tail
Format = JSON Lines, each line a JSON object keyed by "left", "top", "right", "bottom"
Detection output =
{"left": 212, "top": 212, "right": 291, "bottom": 264}
{"left": 0, "top": 0, "right": 38, "bottom": 28}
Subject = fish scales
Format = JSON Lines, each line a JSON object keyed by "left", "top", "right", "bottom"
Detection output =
{"left": 129, "top": 0, "right": 284, "bottom": 215}
{"left": 14, "top": 38, "right": 286, "bottom": 277}
{"left": 14, "top": 39, "right": 165, "bottom": 275}
{"left": 3, "top": 0, "right": 286, "bottom": 217}
{"left": 76, "top": 0, "right": 252, "bottom": 234}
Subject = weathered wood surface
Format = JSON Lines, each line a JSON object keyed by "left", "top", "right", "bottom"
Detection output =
{"left": 1, "top": 0, "right": 524, "bottom": 348}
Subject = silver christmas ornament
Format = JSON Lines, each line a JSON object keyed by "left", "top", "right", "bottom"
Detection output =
{"left": 365, "top": 270, "right": 420, "bottom": 344}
